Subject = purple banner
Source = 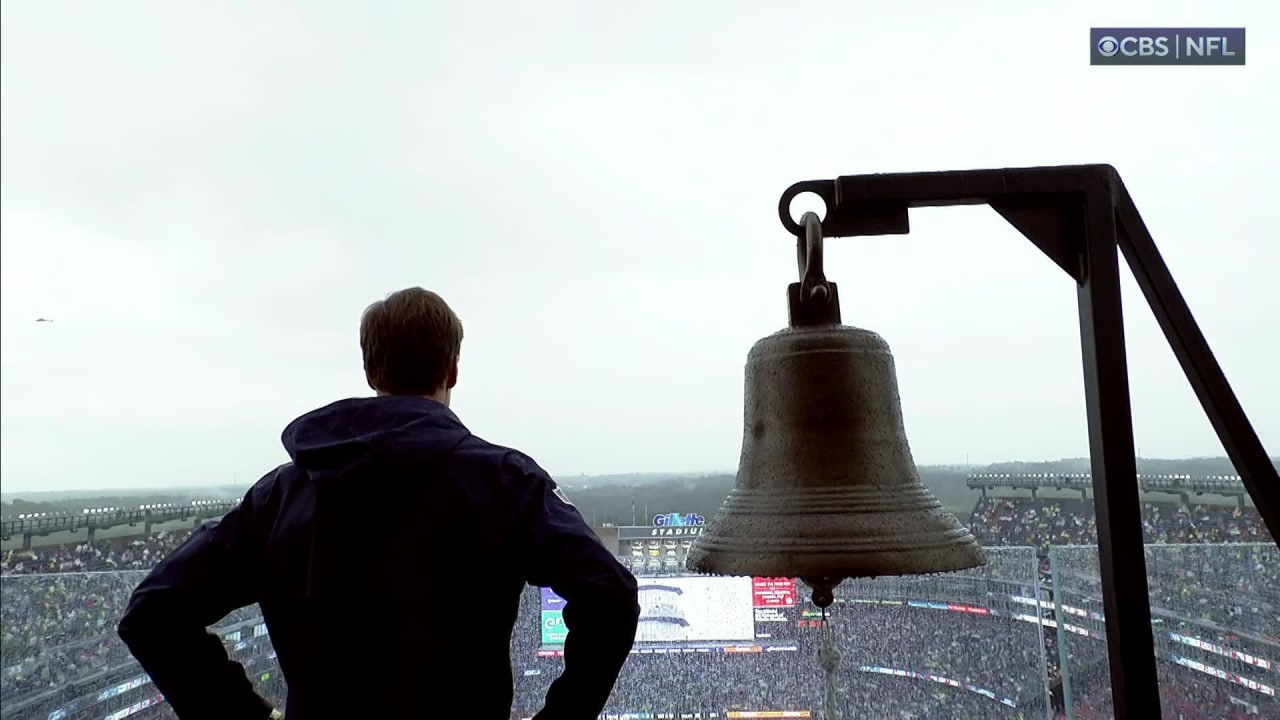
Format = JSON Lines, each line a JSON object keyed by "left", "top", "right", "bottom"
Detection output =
{"left": 540, "top": 587, "right": 565, "bottom": 610}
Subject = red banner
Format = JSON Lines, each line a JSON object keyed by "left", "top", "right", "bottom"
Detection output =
{"left": 752, "top": 578, "right": 797, "bottom": 608}
{"left": 944, "top": 602, "right": 989, "bottom": 615}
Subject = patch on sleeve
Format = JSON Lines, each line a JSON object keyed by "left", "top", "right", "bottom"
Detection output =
{"left": 552, "top": 486, "right": 574, "bottom": 506}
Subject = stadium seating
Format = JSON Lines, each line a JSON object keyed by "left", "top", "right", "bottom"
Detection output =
{"left": 1, "top": 497, "right": 1275, "bottom": 720}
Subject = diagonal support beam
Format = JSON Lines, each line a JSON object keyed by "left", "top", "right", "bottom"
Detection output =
{"left": 1114, "top": 187, "right": 1280, "bottom": 541}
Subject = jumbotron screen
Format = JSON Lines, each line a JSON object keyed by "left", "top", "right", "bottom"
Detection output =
{"left": 539, "top": 576, "right": 807, "bottom": 652}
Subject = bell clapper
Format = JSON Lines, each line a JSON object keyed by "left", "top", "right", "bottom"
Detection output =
{"left": 805, "top": 577, "right": 842, "bottom": 720}
{"left": 809, "top": 578, "right": 836, "bottom": 610}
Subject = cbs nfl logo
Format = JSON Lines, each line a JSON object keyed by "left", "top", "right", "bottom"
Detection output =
{"left": 1091, "top": 28, "right": 1245, "bottom": 66}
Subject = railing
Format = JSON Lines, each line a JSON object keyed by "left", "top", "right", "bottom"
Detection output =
{"left": 966, "top": 473, "right": 1252, "bottom": 495}
{"left": 0, "top": 501, "right": 239, "bottom": 542}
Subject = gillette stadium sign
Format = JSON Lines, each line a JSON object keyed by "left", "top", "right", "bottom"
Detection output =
{"left": 653, "top": 512, "right": 704, "bottom": 528}
{"left": 615, "top": 513, "right": 707, "bottom": 539}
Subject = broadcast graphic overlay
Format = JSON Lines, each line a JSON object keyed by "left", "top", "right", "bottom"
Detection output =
{"left": 1090, "top": 27, "right": 1245, "bottom": 66}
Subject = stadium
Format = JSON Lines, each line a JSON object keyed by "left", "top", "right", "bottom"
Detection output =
{"left": 1, "top": 472, "right": 1275, "bottom": 720}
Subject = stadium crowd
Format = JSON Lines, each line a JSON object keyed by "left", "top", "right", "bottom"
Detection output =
{"left": 1050, "top": 542, "right": 1279, "bottom": 641}
{"left": 1, "top": 530, "right": 190, "bottom": 575}
{"left": 968, "top": 497, "right": 1269, "bottom": 550}
{"left": 509, "top": 583, "right": 1046, "bottom": 718}
{"left": 516, "top": 652, "right": 1036, "bottom": 720}
{"left": 1, "top": 495, "right": 1276, "bottom": 719}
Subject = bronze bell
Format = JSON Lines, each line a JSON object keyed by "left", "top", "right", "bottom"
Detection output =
{"left": 687, "top": 212, "right": 985, "bottom": 605}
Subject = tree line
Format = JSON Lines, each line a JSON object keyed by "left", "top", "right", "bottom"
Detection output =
{"left": 3, "top": 456, "right": 1266, "bottom": 523}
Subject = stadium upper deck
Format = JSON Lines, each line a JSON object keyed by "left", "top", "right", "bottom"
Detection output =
{"left": 1, "top": 485, "right": 1275, "bottom": 720}
{"left": 0, "top": 472, "right": 1253, "bottom": 550}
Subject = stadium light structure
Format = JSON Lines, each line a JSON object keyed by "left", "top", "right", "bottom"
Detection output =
{"left": 774, "top": 164, "right": 1279, "bottom": 720}
{"left": 2, "top": 499, "right": 241, "bottom": 550}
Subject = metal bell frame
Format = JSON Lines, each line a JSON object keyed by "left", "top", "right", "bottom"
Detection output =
{"left": 767, "top": 164, "right": 1279, "bottom": 720}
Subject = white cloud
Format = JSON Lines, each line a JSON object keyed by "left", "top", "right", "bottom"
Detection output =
{"left": 2, "top": 0, "right": 1275, "bottom": 491}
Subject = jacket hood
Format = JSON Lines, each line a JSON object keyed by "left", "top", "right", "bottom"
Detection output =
{"left": 281, "top": 396, "right": 470, "bottom": 476}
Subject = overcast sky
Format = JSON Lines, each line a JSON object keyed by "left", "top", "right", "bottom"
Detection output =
{"left": 1, "top": 1, "right": 1275, "bottom": 493}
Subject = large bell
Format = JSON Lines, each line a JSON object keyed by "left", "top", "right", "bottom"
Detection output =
{"left": 687, "top": 213, "right": 985, "bottom": 604}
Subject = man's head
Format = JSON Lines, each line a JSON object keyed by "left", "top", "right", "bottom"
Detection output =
{"left": 359, "top": 288, "right": 463, "bottom": 405}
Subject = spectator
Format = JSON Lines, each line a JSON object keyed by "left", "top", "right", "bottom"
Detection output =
{"left": 115, "top": 288, "right": 639, "bottom": 720}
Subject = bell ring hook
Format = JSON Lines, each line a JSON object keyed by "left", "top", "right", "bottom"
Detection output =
{"left": 796, "top": 211, "right": 831, "bottom": 305}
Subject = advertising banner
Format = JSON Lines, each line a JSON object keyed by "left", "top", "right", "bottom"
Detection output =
{"left": 617, "top": 525, "right": 706, "bottom": 540}
{"left": 541, "top": 610, "right": 567, "bottom": 644}
{"left": 537, "top": 586, "right": 568, "bottom": 640}
{"left": 540, "top": 587, "right": 568, "bottom": 644}
{"left": 751, "top": 578, "right": 797, "bottom": 608}
{"left": 540, "top": 587, "right": 565, "bottom": 610}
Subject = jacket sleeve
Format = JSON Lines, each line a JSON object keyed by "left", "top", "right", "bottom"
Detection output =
{"left": 517, "top": 466, "right": 640, "bottom": 720}
{"left": 117, "top": 475, "right": 277, "bottom": 720}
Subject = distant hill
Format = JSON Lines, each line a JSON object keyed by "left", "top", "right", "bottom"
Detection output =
{"left": 556, "top": 473, "right": 711, "bottom": 490}
{"left": 3, "top": 457, "right": 1271, "bottom": 521}
{"left": 566, "top": 457, "right": 1275, "bottom": 525}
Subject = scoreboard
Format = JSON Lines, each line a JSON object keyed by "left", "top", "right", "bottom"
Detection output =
{"left": 538, "top": 576, "right": 813, "bottom": 653}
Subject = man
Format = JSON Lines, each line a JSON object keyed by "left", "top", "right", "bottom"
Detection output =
{"left": 118, "top": 287, "right": 640, "bottom": 719}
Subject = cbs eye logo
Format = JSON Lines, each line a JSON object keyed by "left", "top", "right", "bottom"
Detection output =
{"left": 1097, "top": 36, "right": 1121, "bottom": 57}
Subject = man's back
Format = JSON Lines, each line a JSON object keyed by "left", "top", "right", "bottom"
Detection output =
{"left": 119, "top": 396, "right": 640, "bottom": 719}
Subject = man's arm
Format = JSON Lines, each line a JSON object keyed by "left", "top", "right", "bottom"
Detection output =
{"left": 117, "top": 472, "right": 278, "bottom": 720}
{"left": 517, "top": 466, "right": 640, "bottom": 720}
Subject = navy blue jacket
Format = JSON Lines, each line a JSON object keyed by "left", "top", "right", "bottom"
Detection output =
{"left": 118, "top": 397, "right": 640, "bottom": 719}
